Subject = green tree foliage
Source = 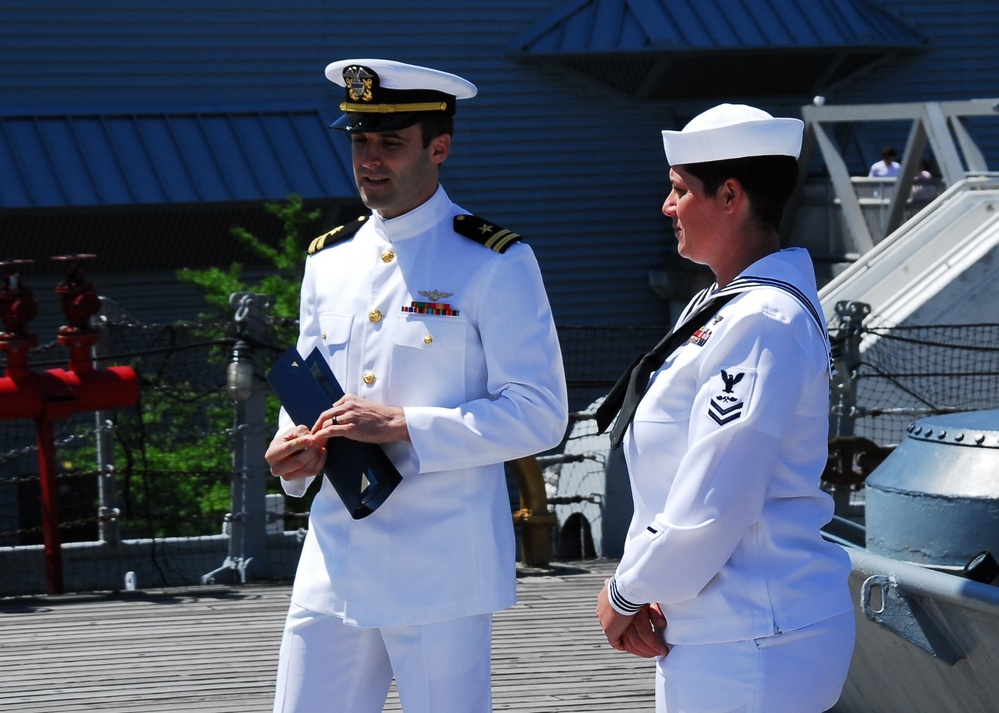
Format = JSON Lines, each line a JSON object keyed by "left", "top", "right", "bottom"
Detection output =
{"left": 111, "top": 196, "right": 320, "bottom": 538}
{"left": 177, "top": 194, "right": 322, "bottom": 320}
{"left": 114, "top": 371, "right": 233, "bottom": 539}
{"left": 27, "top": 197, "right": 319, "bottom": 548}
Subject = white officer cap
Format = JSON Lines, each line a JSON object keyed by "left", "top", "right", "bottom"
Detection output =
{"left": 325, "top": 59, "right": 477, "bottom": 132}
{"left": 662, "top": 103, "right": 804, "bottom": 165}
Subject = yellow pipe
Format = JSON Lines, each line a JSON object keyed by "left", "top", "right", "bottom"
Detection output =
{"left": 509, "top": 456, "right": 558, "bottom": 568}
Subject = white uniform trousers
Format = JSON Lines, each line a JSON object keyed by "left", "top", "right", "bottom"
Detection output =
{"left": 656, "top": 611, "right": 855, "bottom": 713}
{"left": 273, "top": 603, "right": 493, "bottom": 713}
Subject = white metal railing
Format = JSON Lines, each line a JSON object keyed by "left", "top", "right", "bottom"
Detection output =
{"left": 848, "top": 176, "right": 947, "bottom": 241}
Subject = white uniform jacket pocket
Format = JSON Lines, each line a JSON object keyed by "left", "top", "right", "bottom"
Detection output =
{"left": 319, "top": 312, "right": 353, "bottom": 386}
{"left": 389, "top": 314, "right": 467, "bottom": 407}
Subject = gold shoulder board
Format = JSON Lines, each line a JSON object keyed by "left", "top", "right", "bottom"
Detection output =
{"left": 453, "top": 214, "right": 522, "bottom": 254}
{"left": 307, "top": 215, "right": 368, "bottom": 255}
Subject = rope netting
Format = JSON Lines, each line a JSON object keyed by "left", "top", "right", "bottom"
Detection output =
{"left": 2, "top": 315, "right": 997, "bottom": 595}
{"left": 832, "top": 321, "right": 999, "bottom": 446}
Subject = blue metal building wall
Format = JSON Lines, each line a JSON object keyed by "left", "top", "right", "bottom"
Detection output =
{"left": 0, "top": 0, "right": 335, "bottom": 112}
{"left": 818, "top": 0, "right": 999, "bottom": 171}
{"left": 0, "top": 0, "right": 673, "bottom": 327}
{"left": 1, "top": 0, "right": 997, "bottom": 326}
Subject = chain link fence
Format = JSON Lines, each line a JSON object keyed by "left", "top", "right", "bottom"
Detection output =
{"left": 3, "top": 303, "right": 999, "bottom": 597}
{"left": 0, "top": 310, "right": 663, "bottom": 597}
{"left": 830, "top": 318, "right": 999, "bottom": 447}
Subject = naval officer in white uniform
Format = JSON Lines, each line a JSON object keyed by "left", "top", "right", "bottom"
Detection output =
{"left": 595, "top": 104, "right": 855, "bottom": 712}
{"left": 265, "top": 59, "right": 568, "bottom": 713}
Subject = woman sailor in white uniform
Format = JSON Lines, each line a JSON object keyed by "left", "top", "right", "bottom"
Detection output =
{"left": 595, "top": 104, "right": 855, "bottom": 713}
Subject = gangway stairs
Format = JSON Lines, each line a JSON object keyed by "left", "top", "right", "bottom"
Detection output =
{"left": 819, "top": 174, "right": 999, "bottom": 326}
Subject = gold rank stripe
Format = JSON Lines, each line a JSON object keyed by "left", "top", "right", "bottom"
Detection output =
{"left": 307, "top": 216, "right": 367, "bottom": 255}
{"left": 308, "top": 235, "right": 327, "bottom": 254}
{"left": 309, "top": 232, "right": 339, "bottom": 254}
{"left": 340, "top": 101, "right": 448, "bottom": 114}
{"left": 309, "top": 225, "right": 346, "bottom": 254}
{"left": 484, "top": 229, "right": 520, "bottom": 253}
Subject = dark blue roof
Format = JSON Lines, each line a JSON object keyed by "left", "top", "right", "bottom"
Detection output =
{"left": 511, "top": 0, "right": 927, "bottom": 100}
{"left": 514, "top": 0, "right": 925, "bottom": 54}
{"left": 0, "top": 109, "right": 355, "bottom": 209}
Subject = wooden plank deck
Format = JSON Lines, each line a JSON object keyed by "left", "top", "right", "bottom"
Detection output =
{"left": 0, "top": 559, "right": 656, "bottom": 712}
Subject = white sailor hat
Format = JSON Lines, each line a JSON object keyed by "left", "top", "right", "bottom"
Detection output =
{"left": 325, "top": 59, "right": 477, "bottom": 133}
{"left": 662, "top": 103, "right": 803, "bottom": 165}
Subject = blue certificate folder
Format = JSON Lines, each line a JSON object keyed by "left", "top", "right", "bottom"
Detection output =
{"left": 267, "top": 346, "right": 402, "bottom": 519}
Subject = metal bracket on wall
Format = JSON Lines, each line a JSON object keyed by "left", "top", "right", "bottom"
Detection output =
{"left": 861, "top": 574, "right": 964, "bottom": 665}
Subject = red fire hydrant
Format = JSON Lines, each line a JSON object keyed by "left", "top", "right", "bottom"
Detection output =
{"left": 0, "top": 256, "right": 140, "bottom": 595}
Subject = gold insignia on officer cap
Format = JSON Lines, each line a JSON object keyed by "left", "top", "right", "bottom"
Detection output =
{"left": 325, "top": 59, "right": 477, "bottom": 133}
{"left": 344, "top": 65, "right": 375, "bottom": 102}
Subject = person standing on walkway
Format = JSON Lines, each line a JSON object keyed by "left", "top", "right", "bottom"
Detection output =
{"left": 868, "top": 145, "right": 901, "bottom": 177}
{"left": 595, "top": 103, "right": 855, "bottom": 712}
{"left": 265, "top": 58, "right": 568, "bottom": 713}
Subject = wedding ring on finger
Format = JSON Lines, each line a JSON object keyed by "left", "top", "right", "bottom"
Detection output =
{"left": 332, "top": 415, "right": 338, "bottom": 426}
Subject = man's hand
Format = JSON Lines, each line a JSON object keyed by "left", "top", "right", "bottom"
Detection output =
{"left": 265, "top": 425, "right": 326, "bottom": 481}
{"left": 312, "top": 394, "right": 410, "bottom": 444}
{"left": 621, "top": 603, "right": 669, "bottom": 659}
{"left": 596, "top": 579, "right": 669, "bottom": 658}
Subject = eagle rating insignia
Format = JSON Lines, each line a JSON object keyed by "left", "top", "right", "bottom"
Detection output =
{"left": 707, "top": 368, "right": 752, "bottom": 426}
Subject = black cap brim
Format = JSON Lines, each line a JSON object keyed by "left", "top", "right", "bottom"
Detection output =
{"left": 329, "top": 111, "right": 425, "bottom": 133}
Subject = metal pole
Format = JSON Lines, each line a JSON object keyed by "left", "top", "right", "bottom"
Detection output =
{"left": 828, "top": 300, "right": 871, "bottom": 515}
{"left": 232, "top": 384, "right": 271, "bottom": 581}
{"left": 830, "top": 300, "right": 871, "bottom": 439}
{"left": 93, "top": 299, "right": 121, "bottom": 545}
{"left": 234, "top": 293, "right": 274, "bottom": 582}
{"left": 95, "top": 418, "right": 120, "bottom": 545}
{"left": 203, "top": 292, "right": 274, "bottom": 584}
{"left": 36, "top": 418, "right": 64, "bottom": 595}
{"left": 229, "top": 396, "right": 248, "bottom": 578}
